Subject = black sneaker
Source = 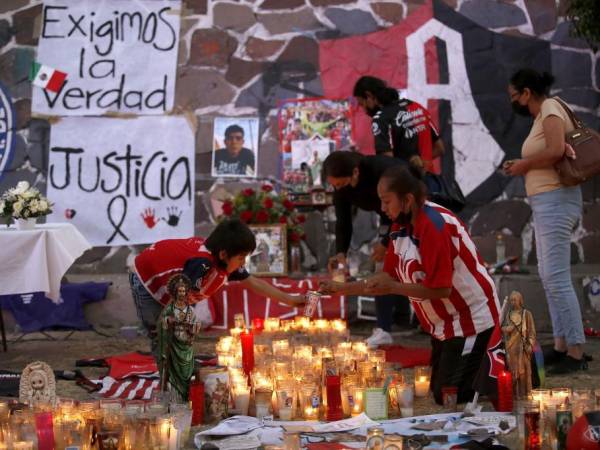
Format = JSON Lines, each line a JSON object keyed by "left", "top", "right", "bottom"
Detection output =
{"left": 548, "top": 355, "right": 588, "bottom": 375}
{"left": 543, "top": 347, "right": 567, "bottom": 366}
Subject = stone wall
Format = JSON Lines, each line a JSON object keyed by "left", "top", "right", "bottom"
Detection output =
{"left": 1, "top": 0, "right": 600, "bottom": 276}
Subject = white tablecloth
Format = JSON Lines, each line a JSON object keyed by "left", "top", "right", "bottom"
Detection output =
{"left": 0, "top": 223, "right": 92, "bottom": 302}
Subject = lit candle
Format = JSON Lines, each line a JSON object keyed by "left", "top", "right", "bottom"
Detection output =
{"left": 230, "top": 327, "right": 243, "bottom": 338}
{"left": 331, "top": 319, "right": 347, "bottom": 333}
{"left": 241, "top": 329, "right": 255, "bottom": 375}
{"left": 414, "top": 366, "right": 431, "bottom": 397}
{"left": 552, "top": 388, "right": 571, "bottom": 406}
{"left": 159, "top": 418, "right": 171, "bottom": 449}
{"left": 531, "top": 388, "right": 551, "bottom": 411}
{"left": 233, "top": 385, "right": 251, "bottom": 416}
{"left": 352, "top": 389, "right": 364, "bottom": 416}
{"left": 251, "top": 318, "right": 264, "bottom": 333}
{"left": 496, "top": 370, "right": 513, "bottom": 412}
{"left": 272, "top": 339, "right": 290, "bottom": 356}
{"left": 304, "top": 406, "right": 318, "bottom": 420}
{"left": 295, "top": 316, "right": 310, "bottom": 331}
{"left": 314, "top": 319, "right": 328, "bottom": 331}
{"left": 264, "top": 317, "right": 280, "bottom": 332}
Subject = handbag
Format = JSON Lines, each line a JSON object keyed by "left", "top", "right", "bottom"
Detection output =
{"left": 553, "top": 97, "right": 600, "bottom": 186}
{"left": 424, "top": 172, "right": 466, "bottom": 213}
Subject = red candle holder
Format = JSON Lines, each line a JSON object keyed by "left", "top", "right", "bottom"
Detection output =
{"left": 496, "top": 369, "right": 513, "bottom": 412}
{"left": 252, "top": 318, "right": 264, "bottom": 333}
{"left": 189, "top": 378, "right": 205, "bottom": 426}
{"left": 241, "top": 329, "right": 255, "bottom": 375}
{"left": 326, "top": 375, "right": 344, "bottom": 421}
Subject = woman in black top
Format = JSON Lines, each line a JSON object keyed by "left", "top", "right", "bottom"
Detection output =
{"left": 323, "top": 151, "right": 409, "bottom": 347}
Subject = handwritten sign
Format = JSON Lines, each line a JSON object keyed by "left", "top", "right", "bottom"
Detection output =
{"left": 32, "top": 0, "right": 180, "bottom": 116}
{"left": 46, "top": 116, "right": 194, "bottom": 246}
{"left": 0, "top": 81, "right": 15, "bottom": 181}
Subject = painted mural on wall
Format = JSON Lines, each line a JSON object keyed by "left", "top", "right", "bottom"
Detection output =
{"left": 0, "top": 82, "right": 16, "bottom": 183}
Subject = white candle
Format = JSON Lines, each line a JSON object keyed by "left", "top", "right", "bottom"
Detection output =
{"left": 234, "top": 387, "right": 250, "bottom": 416}
{"left": 415, "top": 376, "right": 430, "bottom": 397}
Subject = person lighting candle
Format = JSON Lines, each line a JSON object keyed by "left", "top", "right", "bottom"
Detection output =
{"left": 320, "top": 165, "right": 500, "bottom": 405}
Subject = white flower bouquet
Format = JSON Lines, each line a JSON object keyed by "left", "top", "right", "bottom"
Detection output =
{"left": 0, "top": 181, "right": 53, "bottom": 220}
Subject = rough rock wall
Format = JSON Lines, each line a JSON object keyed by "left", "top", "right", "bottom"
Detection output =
{"left": 1, "top": 0, "right": 599, "bottom": 274}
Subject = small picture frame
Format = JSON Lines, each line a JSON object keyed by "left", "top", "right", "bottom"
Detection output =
{"left": 247, "top": 224, "right": 288, "bottom": 277}
{"left": 310, "top": 189, "right": 327, "bottom": 205}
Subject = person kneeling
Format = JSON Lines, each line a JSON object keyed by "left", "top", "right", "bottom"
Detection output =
{"left": 321, "top": 165, "right": 500, "bottom": 405}
{"left": 130, "top": 219, "right": 305, "bottom": 358}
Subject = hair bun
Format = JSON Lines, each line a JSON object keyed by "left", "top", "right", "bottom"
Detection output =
{"left": 541, "top": 72, "right": 555, "bottom": 88}
{"left": 407, "top": 160, "right": 425, "bottom": 181}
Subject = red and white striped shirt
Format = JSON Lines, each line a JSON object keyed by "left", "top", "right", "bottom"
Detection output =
{"left": 384, "top": 202, "right": 500, "bottom": 341}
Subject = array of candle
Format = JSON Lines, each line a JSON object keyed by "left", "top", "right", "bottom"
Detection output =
{"left": 212, "top": 318, "right": 437, "bottom": 422}
{"left": 0, "top": 397, "right": 192, "bottom": 449}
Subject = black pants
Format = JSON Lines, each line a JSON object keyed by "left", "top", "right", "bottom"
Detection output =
{"left": 430, "top": 327, "right": 493, "bottom": 405}
{"left": 375, "top": 294, "right": 411, "bottom": 331}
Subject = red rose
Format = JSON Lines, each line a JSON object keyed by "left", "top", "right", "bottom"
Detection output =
{"left": 261, "top": 184, "right": 273, "bottom": 192}
{"left": 222, "top": 201, "right": 233, "bottom": 216}
{"left": 296, "top": 214, "right": 306, "bottom": 223}
{"left": 240, "top": 211, "right": 253, "bottom": 223}
{"left": 263, "top": 197, "right": 274, "bottom": 209}
{"left": 289, "top": 231, "right": 301, "bottom": 243}
{"left": 279, "top": 216, "right": 288, "bottom": 224}
{"left": 255, "top": 210, "right": 269, "bottom": 223}
{"left": 283, "top": 199, "right": 294, "bottom": 211}
{"left": 242, "top": 188, "right": 255, "bottom": 197}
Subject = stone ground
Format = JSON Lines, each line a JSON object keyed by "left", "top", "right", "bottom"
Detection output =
{"left": 2, "top": 324, "right": 600, "bottom": 448}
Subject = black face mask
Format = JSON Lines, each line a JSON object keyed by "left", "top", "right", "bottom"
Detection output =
{"left": 511, "top": 101, "right": 530, "bottom": 117}
{"left": 365, "top": 106, "right": 380, "bottom": 117}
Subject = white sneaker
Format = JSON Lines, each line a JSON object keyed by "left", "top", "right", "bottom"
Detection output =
{"left": 366, "top": 328, "right": 393, "bottom": 348}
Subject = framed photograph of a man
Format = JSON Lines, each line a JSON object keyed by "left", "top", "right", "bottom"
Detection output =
{"left": 212, "top": 117, "right": 259, "bottom": 178}
{"left": 246, "top": 224, "right": 287, "bottom": 277}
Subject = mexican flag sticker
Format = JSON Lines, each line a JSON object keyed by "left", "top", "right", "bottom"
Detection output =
{"left": 29, "top": 62, "right": 67, "bottom": 93}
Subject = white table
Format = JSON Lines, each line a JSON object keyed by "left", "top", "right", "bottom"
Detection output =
{"left": 0, "top": 223, "right": 91, "bottom": 350}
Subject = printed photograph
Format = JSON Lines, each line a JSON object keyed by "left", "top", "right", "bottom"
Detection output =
{"left": 212, "top": 117, "right": 259, "bottom": 178}
{"left": 246, "top": 224, "right": 287, "bottom": 276}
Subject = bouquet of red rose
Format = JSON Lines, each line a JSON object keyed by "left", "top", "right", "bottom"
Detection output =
{"left": 220, "top": 184, "right": 306, "bottom": 243}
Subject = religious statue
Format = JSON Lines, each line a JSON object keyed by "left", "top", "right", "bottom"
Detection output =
{"left": 19, "top": 361, "right": 56, "bottom": 407}
{"left": 502, "top": 291, "right": 536, "bottom": 397}
{"left": 158, "top": 274, "right": 201, "bottom": 402}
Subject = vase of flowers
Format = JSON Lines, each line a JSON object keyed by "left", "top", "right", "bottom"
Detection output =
{"left": 0, "top": 181, "right": 53, "bottom": 229}
{"left": 220, "top": 183, "right": 306, "bottom": 248}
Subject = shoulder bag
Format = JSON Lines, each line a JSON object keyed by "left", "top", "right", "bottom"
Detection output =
{"left": 553, "top": 97, "right": 600, "bottom": 186}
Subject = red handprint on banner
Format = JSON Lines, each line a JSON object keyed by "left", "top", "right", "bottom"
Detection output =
{"left": 141, "top": 208, "right": 158, "bottom": 229}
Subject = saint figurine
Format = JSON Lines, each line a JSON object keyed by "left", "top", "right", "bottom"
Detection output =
{"left": 502, "top": 290, "right": 536, "bottom": 397}
{"left": 158, "top": 274, "right": 201, "bottom": 402}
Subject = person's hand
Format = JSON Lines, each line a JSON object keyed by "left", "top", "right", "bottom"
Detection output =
{"left": 503, "top": 159, "right": 530, "bottom": 176}
{"left": 409, "top": 155, "right": 424, "bottom": 170}
{"left": 565, "top": 143, "right": 576, "bottom": 160}
{"left": 371, "top": 242, "right": 387, "bottom": 262}
{"left": 319, "top": 280, "right": 343, "bottom": 295}
{"left": 328, "top": 253, "right": 347, "bottom": 273}
{"left": 365, "top": 272, "right": 397, "bottom": 295}
{"left": 283, "top": 293, "right": 305, "bottom": 307}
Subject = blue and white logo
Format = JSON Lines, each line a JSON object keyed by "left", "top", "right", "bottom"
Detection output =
{"left": 0, "top": 81, "right": 16, "bottom": 182}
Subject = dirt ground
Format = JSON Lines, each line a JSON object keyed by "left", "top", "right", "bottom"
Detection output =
{"left": 2, "top": 325, "right": 600, "bottom": 448}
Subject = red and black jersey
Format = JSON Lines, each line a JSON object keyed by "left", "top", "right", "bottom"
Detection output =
{"left": 372, "top": 99, "right": 439, "bottom": 161}
{"left": 383, "top": 202, "right": 500, "bottom": 341}
{"left": 134, "top": 237, "right": 249, "bottom": 306}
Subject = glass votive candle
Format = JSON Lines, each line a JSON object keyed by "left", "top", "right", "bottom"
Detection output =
{"left": 276, "top": 388, "right": 295, "bottom": 421}
{"left": 414, "top": 366, "right": 431, "bottom": 398}
{"left": 314, "top": 319, "right": 329, "bottom": 331}
{"left": 350, "top": 386, "right": 364, "bottom": 417}
{"left": 252, "top": 370, "right": 273, "bottom": 391}
{"left": 264, "top": 318, "right": 280, "bottom": 332}
{"left": 301, "top": 386, "right": 320, "bottom": 420}
{"left": 100, "top": 399, "right": 122, "bottom": 411}
{"left": 551, "top": 387, "right": 571, "bottom": 406}
{"left": 272, "top": 339, "right": 290, "bottom": 356}
{"left": 295, "top": 316, "right": 310, "bottom": 331}
{"left": 255, "top": 388, "right": 273, "bottom": 419}
{"left": 531, "top": 388, "right": 551, "bottom": 411}
{"left": 230, "top": 327, "right": 243, "bottom": 338}
{"left": 295, "top": 345, "right": 313, "bottom": 361}
{"left": 12, "top": 443, "right": 34, "bottom": 450}
{"left": 396, "top": 383, "right": 414, "bottom": 417}
{"left": 442, "top": 386, "right": 458, "bottom": 411}
{"left": 232, "top": 385, "right": 251, "bottom": 416}
{"left": 331, "top": 319, "right": 347, "bottom": 333}
{"left": 523, "top": 400, "right": 542, "bottom": 450}
{"left": 216, "top": 336, "right": 234, "bottom": 353}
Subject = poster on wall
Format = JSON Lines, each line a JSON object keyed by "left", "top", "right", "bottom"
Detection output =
{"left": 278, "top": 98, "right": 353, "bottom": 153}
{"left": 32, "top": 0, "right": 181, "bottom": 116}
{"left": 46, "top": 116, "right": 195, "bottom": 246}
{"left": 212, "top": 117, "right": 259, "bottom": 178}
{"left": 290, "top": 138, "right": 332, "bottom": 186}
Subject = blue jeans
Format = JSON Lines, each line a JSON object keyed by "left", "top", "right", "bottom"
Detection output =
{"left": 129, "top": 272, "right": 163, "bottom": 357}
{"left": 529, "top": 186, "right": 585, "bottom": 346}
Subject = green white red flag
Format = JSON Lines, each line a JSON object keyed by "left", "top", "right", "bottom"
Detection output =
{"left": 29, "top": 62, "right": 67, "bottom": 93}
